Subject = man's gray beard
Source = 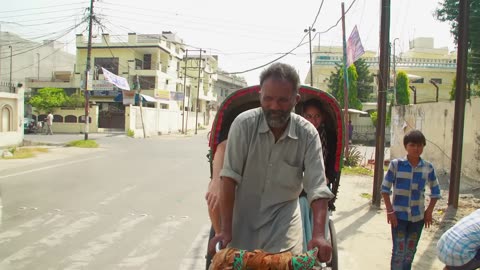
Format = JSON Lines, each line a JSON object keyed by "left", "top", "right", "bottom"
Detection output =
{"left": 264, "top": 110, "right": 291, "bottom": 128}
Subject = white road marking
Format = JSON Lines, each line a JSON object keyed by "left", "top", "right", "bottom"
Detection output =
{"left": 99, "top": 185, "right": 137, "bottom": 206}
{"left": 0, "top": 213, "right": 65, "bottom": 245}
{"left": 117, "top": 217, "right": 189, "bottom": 268}
{"left": 178, "top": 224, "right": 211, "bottom": 270}
{"left": 0, "top": 214, "right": 100, "bottom": 269}
{"left": 62, "top": 215, "right": 147, "bottom": 270}
{"left": 0, "top": 156, "right": 102, "bottom": 180}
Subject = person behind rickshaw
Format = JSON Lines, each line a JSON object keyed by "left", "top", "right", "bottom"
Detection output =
{"left": 208, "top": 62, "right": 333, "bottom": 262}
{"left": 300, "top": 99, "right": 332, "bottom": 252}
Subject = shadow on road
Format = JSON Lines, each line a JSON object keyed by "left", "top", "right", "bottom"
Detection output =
{"left": 414, "top": 206, "right": 458, "bottom": 269}
{"left": 335, "top": 204, "right": 379, "bottom": 240}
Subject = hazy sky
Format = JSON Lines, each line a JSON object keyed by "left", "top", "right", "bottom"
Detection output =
{"left": 2, "top": 0, "right": 455, "bottom": 85}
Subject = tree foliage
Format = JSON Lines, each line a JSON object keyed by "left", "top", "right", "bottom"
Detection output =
{"left": 450, "top": 76, "right": 456, "bottom": 100}
{"left": 396, "top": 71, "right": 410, "bottom": 105}
{"left": 435, "top": 0, "right": 480, "bottom": 85}
{"left": 328, "top": 59, "right": 374, "bottom": 104}
{"left": 28, "top": 88, "right": 68, "bottom": 113}
{"left": 354, "top": 58, "right": 375, "bottom": 102}
{"left": 328, "top": 64, "right": 362, "bottom": 110}
{"left": 63, "top": 92, "right": 85, "bottom": 108}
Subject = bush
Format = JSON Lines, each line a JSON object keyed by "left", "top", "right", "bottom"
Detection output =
{"left": 67, "top": 140, "right": 98, "bottom": 148}
{"left": 127, "top": 129, "right": 135, "bottom": 138}
{"left": 345, "top": 145, "right": 362, "bottom": 167}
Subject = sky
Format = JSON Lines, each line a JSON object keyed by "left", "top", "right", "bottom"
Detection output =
{"left": 1, "top": 0, "right": 456, "bottom": 85}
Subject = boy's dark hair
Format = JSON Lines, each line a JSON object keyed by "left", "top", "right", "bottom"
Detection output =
{"left": 259, "top": 62, "right": 300, "bottom": 95}
{"left": 403, "top": 129, "right": 426, "bottom": 147}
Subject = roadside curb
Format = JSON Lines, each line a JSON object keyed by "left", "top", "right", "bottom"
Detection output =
{"left": 22, "top": 140, "right": 66, "bottom": 147}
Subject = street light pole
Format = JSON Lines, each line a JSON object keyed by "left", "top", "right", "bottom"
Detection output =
{"left": 8, "top": 45, "right": 12, "bottom": 92}
{"left": 182, "top": 49, "right": 188, "bottom": 134}
{"left": 392, "top": 38, "right": 399, "bottom": 105}
{"left": 195, "top": 49, "right": 206, "bottom": 135}
{"left": 37, "top": 53, "right": 40, "bottom": 80}
{"left": 304, "top": 27, "right": 316, "bottom": 87}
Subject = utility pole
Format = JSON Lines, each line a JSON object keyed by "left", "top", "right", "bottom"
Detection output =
{"left": 392, "top": 38, "right": 399, "bottom": 105}
{"left": 8, "top": 45, "right": 12, "bottom": 92}
{"left": 182, "top": 49, "right": 188, "bottom": 134}
{"left": 372, "top": 0, "right": 391, "bottom": 208}
{"left": 341, "top": 3, "right": 350, "bottom": 158}
{"left": 136, "top": 75, "right": 146, "bottom": 138}
{"left": 83, "top": 0, "right": 94, "bottom": 140}
{"left": 37, "top": 53, "right": 40, "bottom": 80}
{"left": 449, "top": 0, "right": 470, "bottom": 209}
{"left": 304, "top": 26, "right": 316, "bottom": 87}
{"left": 195, "top": 49, "right": 205, "bottom": 135}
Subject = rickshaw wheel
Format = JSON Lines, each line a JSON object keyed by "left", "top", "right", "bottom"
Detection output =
{"left": 326, "top": 219, "right": 338, "bottom": 270}
{"left": 205, "top": 225, "right": 215, "bottom": 270}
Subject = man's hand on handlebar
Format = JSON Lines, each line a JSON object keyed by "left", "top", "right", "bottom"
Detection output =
{"left": 307, "top": 236, "right": 332, "bottom": 263}
{"left": 208, "top": 231, "right": 232, "bottom": 256}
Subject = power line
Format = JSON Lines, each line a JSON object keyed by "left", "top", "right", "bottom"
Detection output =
{"left": 0, "top": 19, "right": 87, "bottom": 59}
{"left": 317, "top": 0, "right": 358, "bottom": 34}
{"left": 0, "top": 31, "right": 84, "bottom": 77}
{"left": 310, "top": 0, "right": 325, "bottom": 28}
{"left": 0, "top": 7, "right": 86, "bottom": 19}
{"left": 0, "top": 2, "right": 85, "bottom": 14}
{"left": 98, "top": 1, "right": 298, "bottom": 35}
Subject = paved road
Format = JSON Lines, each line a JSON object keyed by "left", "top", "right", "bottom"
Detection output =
{"left": 0, "top": 133, "right": 212, "bottom": 270}
{"left": 0, "top": 133, "right": 446, "bottom": 270}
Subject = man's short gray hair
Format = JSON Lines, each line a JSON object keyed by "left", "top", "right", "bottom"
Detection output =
{"left": 259, "top": 63, "right": 300, "bottom": 95}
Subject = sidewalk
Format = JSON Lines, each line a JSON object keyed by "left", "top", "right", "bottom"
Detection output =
{"left": 334, "top": 174, "right": 445, "bottom": 269}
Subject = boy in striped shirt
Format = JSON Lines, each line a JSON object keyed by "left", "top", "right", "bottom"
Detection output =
{"left": 381, "top": 130, "right": 441, "bottom": 270}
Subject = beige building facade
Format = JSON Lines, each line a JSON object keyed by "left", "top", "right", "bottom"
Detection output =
{"left": 0, "top": 86, "right": 24, "bottom": 147}
{"left": 307, "top": 37, "right": 458, "bottom": 104}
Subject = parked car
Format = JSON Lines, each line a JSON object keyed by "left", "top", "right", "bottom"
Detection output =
{"left": 24, "top": 117, "right": 36, "bottom": 134}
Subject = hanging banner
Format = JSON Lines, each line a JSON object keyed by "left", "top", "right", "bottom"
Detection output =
{"left": 347, "top": 25, "right": 365, "bottom": 66}
{"left": 101, "top": 67, "right": 130, "bottom": 90}
{"left": 155, "top": 90, "right": 171, "bottom": 100}
{"left": 123, "top": 90, "right": 135, "bottom": 105}
{"left": 170, "top": 92, "right": 184, "bottom": 101}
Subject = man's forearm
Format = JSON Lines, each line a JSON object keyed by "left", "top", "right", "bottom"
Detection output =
{"left": 220, "top": 177, "right": 236, "bottom": 234}
{"left": 311, "top": 198, "right": 329, "bottom": 238}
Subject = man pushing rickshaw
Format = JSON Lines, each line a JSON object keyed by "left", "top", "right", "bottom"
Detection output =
{"left": 205, "top": 63, "right": 344, "bottom": 269}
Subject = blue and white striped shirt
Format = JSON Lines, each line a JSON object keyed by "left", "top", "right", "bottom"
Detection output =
{"left": 437, "top": 209, "right": 480, "bottom": 266}
{"left": 381, "top": 157, "right": 441, "bottom": 222}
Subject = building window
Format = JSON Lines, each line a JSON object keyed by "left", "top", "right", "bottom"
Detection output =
{"left": 135, "top": 59, "right": 143, "bottom": 70}
{"left": 139, "top": 76, "right": 156, "bottom": 90}
{"left": 166, "top": 79, "right": 169, "bottom": 85}
{"left": 430, "top": 78, "right": 442, "bottom": 84}
{"left": 143, "top": 54, "right": 152, "bottom": 70}
{"left": 1, "top": 105, "right": 12, "bottom": 132}
{"left": 94, "top": 58, "right": 119, "bottom": 74}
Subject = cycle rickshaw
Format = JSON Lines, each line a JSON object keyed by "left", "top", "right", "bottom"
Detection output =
{"left": 206, "top": 85, "right": 344, "bottom": 270}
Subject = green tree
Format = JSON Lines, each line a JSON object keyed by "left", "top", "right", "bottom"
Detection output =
{"left": 28, "top": 87, "right": 68, "bottom": 113}
{"left": 450, "top": 76, "right": 456, "bottom": 100}
{"left": 63, "top": 92, "right": 85, "bottom": 108}
{"left": 328, "top": 64, "right": 362, "bottom": 110}
{"left": 396, "top": 71, "right": 410, "bottom": 105}
{"left": 435, "top": 0, "right": 480, "bottom": 85}
{"left": 354, "top": 58, "right": 375, "bottom": 102}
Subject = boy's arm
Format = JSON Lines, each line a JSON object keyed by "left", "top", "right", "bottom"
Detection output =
{"left": 381, "top": 161, "right": 397, "bottom": 227}
{"left": 425, "top": 164, "right": 441, "bottom": 228}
